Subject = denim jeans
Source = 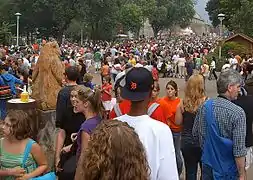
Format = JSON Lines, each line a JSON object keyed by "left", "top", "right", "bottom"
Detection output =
{"left": 172, "top": 132, "right": 183, "bottom": 176}
{"left": 181, "top": 146, "right": 202, "bottom": 180}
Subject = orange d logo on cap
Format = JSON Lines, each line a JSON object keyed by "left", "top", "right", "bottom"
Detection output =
{"left": 130, "top": 82, "right": 137, "bottom": 90}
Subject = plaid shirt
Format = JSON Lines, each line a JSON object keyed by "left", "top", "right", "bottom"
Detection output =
{"left": 192, "top": 97, "right": 247, "bottom": 157}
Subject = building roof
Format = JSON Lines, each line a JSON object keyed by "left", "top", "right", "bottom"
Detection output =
{"left": 225, "top": 33, "right": 253, "bottom": 43}
{"left": 193, "top": 13, "right": 205, "bottom": 22}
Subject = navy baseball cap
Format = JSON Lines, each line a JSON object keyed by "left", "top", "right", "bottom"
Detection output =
{"left": 121, "top": 67, "right": 154, "bottom": 101}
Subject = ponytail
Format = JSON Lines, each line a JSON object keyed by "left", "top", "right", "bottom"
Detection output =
{"left": 77, "top": 86, "right": 104, "bottom": 116}
{"left": 90, "top": 88, "right": 104, "bottom": 116}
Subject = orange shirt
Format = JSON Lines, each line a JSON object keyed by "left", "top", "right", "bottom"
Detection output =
{"left": 101, "top": 65, "right": 110, "bottom": 76}
{"left": 159, "top": 97, "right": 181, "bottom": 132}
{"left": 110, "top": 99, "right": 167, "bottom": 124}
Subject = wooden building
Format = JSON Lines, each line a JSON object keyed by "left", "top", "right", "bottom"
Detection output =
{"left": 224, "top": 33, "right": 253, "bottom": 54}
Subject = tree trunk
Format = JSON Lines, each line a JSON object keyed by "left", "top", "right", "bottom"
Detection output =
{"left": 152, "top": 26, "right": 160, "bottom": 38}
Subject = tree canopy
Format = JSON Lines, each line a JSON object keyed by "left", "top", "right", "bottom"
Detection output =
{"left": 0, "top": 0, "right": 195, "bottom": 42}
{"left": 206, "top": 0, "right": 253, "bottom": 37}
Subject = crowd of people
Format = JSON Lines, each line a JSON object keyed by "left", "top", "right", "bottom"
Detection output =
{"left": 0, "top": 34, "right": 253, "bottom": 180}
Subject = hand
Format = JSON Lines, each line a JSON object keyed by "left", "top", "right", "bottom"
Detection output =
{"left": 8, "top": 167, "right": 25, "bottom": 177}
{"left": 239, "top": 176, "right": 246, "bottom": 180}
{"left": 15, "top": 174, "right": 29, "bottom": 180}
{"left": 62, "top": 79, "right": 66, "bottom": 86}
{"left": 61, "top": 146, "right": 71, "bottom": 153}
{"left": 55, "top": 157, "right": 63, "bottom": 173}
{"left": 71, "top": 133, "right": 78, "bottom": 142}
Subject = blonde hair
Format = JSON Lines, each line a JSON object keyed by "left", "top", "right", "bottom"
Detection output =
{"left": 77, "top": 86, "right": 104, "bottom": 116}
{"left": 72, "top": 85, "right": 83, "bottom": 92}
{"left": 183, "top": 74, "right": 206, "bottom": 113}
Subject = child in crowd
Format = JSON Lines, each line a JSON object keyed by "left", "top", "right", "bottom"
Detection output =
{"left": 200, "top": 60, "right": 210, "bottom": 88}
{"left": 0, "top": 110, "right": 48, "bottom": 180}
{"left": 83, "top": 73, "right": 95, "bottom": 90}
{"left": 101, "top": 76, "right": 113, "bottom": 119}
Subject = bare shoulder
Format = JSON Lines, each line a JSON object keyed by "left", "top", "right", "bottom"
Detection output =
{"left": 30, "top": 141, "right": 42, "bottom": 153}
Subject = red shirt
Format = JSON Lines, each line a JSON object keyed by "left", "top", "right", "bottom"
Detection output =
{"left": 152, "top": 67, "right": 159, "bottom": 81}
{"left": 101, "top": 83, "right": 112, "bottom": 101}
{"left": 110, "top": 99, "right": 167, "bottom": 124}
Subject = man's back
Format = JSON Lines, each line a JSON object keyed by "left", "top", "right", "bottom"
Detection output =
{"left": 193, "top": 97, "right": 247, "bottom": 157}
{"left": 117, "top": 114, "right": 178, "bottom": 180}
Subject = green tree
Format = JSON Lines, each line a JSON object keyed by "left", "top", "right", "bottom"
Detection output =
{"left": 148, "top": 0, "right": 195, "bottom": 37}
{"left": 0, "top": 22, "right": 13, "bottom": 45}
{"left": 222, "top": 41, "right": 248, "bottom": 57}
{"left": 229, "top": 0, "right": 253, "bottom": 37}
{"left": 149, "top": 6, "right": 168, "bottom": 36}
{"left": 118, "top": 3, "right": 143, "bottom": 36}
{"left": 205, "top": 0, "right": 220, "bottom": 27}
{"left": 0, "top": 0, "right": 79, "bottom": 41}
{"left": 206, "top": 0, "right": 253, "bottom": 37}
{"left": 77, "top": 0, "right": 125, "bottom": 40}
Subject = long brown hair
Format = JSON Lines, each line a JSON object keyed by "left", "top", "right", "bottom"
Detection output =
{"left": 77, "top": 120, "right": 150, "bottom": 180}
{"left": 183, "top": 74, "right": 206, "bottom": 113}
{"left": 77, "top": 86, "right": 104, "bottom": 116}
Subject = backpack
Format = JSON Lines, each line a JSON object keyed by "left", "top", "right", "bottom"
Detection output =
{"left": 0, "top": 75, "right": 12, "bottom": 100}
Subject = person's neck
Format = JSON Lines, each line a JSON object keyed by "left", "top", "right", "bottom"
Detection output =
{"left": 219, "top": 93, "right": 232, "bottom": 101}
{"left": 128, "top": 102, "right": 148, "bottom": 117}
{"left": 151, "top": 97, "right": 158, "bottom": 102}
{"left": 83, "top": 110, "right": 97, "bottom": 120}
{"left": 66, "top": 80, "right": 77, "bottom": 86}
{"left": 6, "top": 136, "right": 19, "bottom": 143}
{"left": 167, "top": 96, "right": 177, "bottom": 100}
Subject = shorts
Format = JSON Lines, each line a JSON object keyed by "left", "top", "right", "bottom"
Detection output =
{"left": 95, "top": 62, "right": 101, "bottom": 69}
{"left": 86, "top": 59, "right": 92, "bottom": 68}
{"left": 102, "top": 101, "right": 113, "bottom": 111}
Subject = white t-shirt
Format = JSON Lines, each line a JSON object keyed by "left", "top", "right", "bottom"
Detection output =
{"left": 116, "top": 114, "right": 178, "bottom": 180}
{"left": 210, "top": 60, "right": 216, "bottom": 69}
{"left": 177, "top": 58, "right": 186, "bottom": 67}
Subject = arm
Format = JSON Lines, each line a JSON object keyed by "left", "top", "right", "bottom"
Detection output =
{"left": 56, "top": 91, "right": 66, "bottom": 129}
{"left": 0, "top": 168, "right": 25, "bottom": 177}
{"left": 235, "top": 157, "right": 246, "bottom": 180}
{"left": 75, "top": 132, "right": 90, "bottom": 180}
{"left": 23, "top": 143, "right": 48, "bottom": 179}
{"left": 14, "top": 76, "right": 24, "bottom": 85}
{"left": 175, "top": 103, "right": 184, "bottom": 126}
{"left": 233, "top": 111, "right": 247, "bottom": 179}
{"left": 103, "top": 87, "right": 112, "bottom": 96}
{"left": 55, "top": 129, "right": 66, "bottom": 168}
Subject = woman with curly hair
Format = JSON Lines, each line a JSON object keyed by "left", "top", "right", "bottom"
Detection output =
{"left": 175, "top": 74, "right": 207, "bottom": 180}
{"left": 75, "top": 120, "right": 150, "bottom": 180}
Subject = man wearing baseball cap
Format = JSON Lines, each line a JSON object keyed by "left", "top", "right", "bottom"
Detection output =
{"left": 116, "top": 67, "right": 178, "bottom": 180}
